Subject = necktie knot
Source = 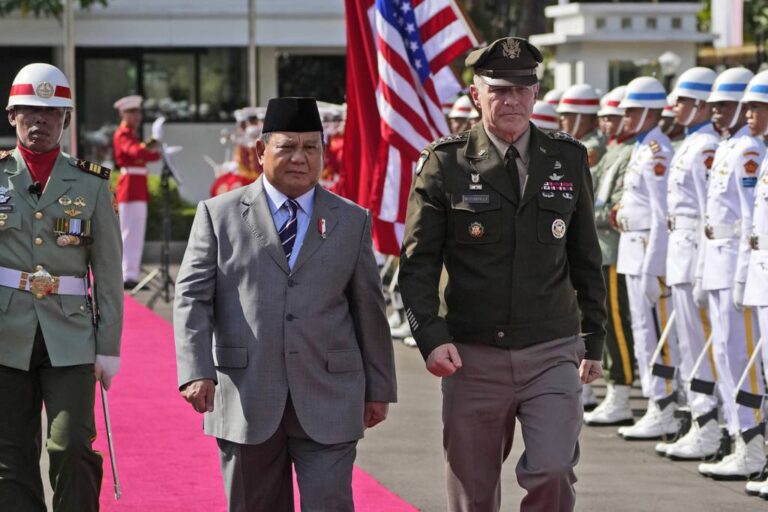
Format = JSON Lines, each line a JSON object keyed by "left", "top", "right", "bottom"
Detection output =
{"left": 285, "top": 199, "right": 299, "bottom": 219}
{"left": 505, "top": 145, "right": 519, "bottom": 162}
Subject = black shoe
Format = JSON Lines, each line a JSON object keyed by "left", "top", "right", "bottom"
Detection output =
{"left": 123, "top": 280, "right": 138, "bottom": 290}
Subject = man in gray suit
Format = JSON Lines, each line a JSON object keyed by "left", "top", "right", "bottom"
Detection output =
{"left": 174, "top": 97, "right": 397, "bottom": 512}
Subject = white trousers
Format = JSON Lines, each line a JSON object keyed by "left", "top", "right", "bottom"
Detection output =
{"left": 118, "top": 201, "right": 147, "bottom": 282}
{"left": 707, "top": 289, "right": 763, "bottom": 435}
{"left": 670, "top": 284, "right": 718, "bottom": 416}
{"left": 625, "top": 274, "right": 678, "bottom": 400}
{"left": 758, "top": 306, "right": 768, "bottom": 404}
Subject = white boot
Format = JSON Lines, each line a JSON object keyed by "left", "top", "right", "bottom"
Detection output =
{"left": 582, "top": 383, "right": 598, "bottom": 411}
{"left": 758, "top": 482, "right": 768, "bottom": 499}
{"left": 390, "top": 321, "right": 412, "bottom": 339}
{"left": 584, "top": 384, "right": 633, "bottom": 426}
{"left": 665, "top": 414, "right": 721, "bottom": 460}
{"left": 402, "top": 336, "right": 417, "bottom": 347}
{"left": 618, "top": 399, "right": 678, "bottom": 440}
{"left": 746, "top": 477, "right": 768, "bottom": 496}
{"left": 698, "top": 432, "right": 765, "bottom": 480}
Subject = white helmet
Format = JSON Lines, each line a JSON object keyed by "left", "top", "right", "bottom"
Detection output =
{"left": 662, "top": 95, "right": 676, "bottom": 118}
{"left": 597, "top": 86, "right": 627, "bottom": 117}
{"left": 556, "top": 84, "right": 601, "bottom": 114}
{"left": 449, "top": 96, "right": 475, "bottom": 119}
{"left": 741, "top": 70, "right": 768, "bottom": 104}
{"left": 7, "top": 63, "right": 73, "bottom": 110}
{"left": 543, "top": 88, "right": 563, "bottom": 106}
{"left": 531, "top": 101, "right": 559, "bottom": 131}
{"left": 619, "top": 77, "right": 667, "bottom": 109}
{"left": 707, "top": 67, "right": 754, "bottom": 103}
{"left": 671, "top": 67, "right": 716, "bottom": 102}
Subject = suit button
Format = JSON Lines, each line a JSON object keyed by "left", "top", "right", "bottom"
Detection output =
{"left": 287, "top": 279, "right": 295, "bottom": 287}
{"left": 286, "top": 314, "right": 295, "bottom": 321}
{"left": 34, "top": 237, "right": 43, "bottom": 246}
{"left": 35, "top": 293, "right": 44, "bottom": 300}
{"left": 34, "top": 211, "right": 43, "bottom": 220}
{"left": 80, "top": 305, "right": 86, "bottom": 312}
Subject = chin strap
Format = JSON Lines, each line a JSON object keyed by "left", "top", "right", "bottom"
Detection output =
{"left": 729, "top": 102, "right": 743, "bottom": 130}
{"left": 683, "top": 100, "right": 699, "bottom": 127}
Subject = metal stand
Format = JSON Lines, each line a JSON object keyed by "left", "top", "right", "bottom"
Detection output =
{"left": 131, "top": 157, "right": 175, "bottom": 308}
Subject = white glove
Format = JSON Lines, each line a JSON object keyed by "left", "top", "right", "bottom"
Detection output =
{"left": 95, "top": 355, "right": 120, "bottom": 391}
{"left": 163, "top": 144, "right": 182, "bottom": 155}
{"left": 151, "top": 116, "right": 166, "bottom": 142}
{"left": 692, "top": 278, "right": 707, "bottom": 308}
{"left": 733, "top": 281, "right": 746, "bottom": 312}
{"left": 642, "top": 274, "right": 662, "bottom": 305}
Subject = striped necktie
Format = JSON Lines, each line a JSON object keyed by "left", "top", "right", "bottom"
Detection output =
{"left": 278, "top": 199, "right": 299, "bottom": 261}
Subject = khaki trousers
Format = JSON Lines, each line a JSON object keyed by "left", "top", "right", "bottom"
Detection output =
{"left": 442, "top": 336, "right": 584, "bottom": 512}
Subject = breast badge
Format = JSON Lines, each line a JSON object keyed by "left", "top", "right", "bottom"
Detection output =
{"left": 58, "top": 195, "right": 72, "bottom": 206}
{"left": 653, "top": 163, "right": 667, "bottom": 176}
{"left": 552, "top": 219, "right": 566, "bottom": 239}
{"left": 469, "top": 222, "right": 485, "bottom": 239}
{"left": 0, "top": 186, "right": 10, "bottom": 204}
{"left": 744, "top": 159, "right": 759, "bottom": 175}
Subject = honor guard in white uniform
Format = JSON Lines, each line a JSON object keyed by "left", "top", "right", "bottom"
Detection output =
{"left": 614, "top": 77, "right": 680, "bottom": 440}
{"left": 653, "top": 68, "right": 722, "bottom": 460}
{"left": 741, "top": 70, "right": 768, "bottom": 497}
{"left": 697, "top": 68, "right": 766, "bottom": 480}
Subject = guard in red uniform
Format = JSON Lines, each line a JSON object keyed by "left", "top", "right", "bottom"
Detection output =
{"left": 112, "top": 95, "right": 160, "bottom": 288}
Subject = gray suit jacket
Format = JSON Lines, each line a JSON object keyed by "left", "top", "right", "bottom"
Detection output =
{"left": 174, "top": 178, "right": 397, "bottom": 445}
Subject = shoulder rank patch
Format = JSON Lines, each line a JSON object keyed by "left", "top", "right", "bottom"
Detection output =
{"left": 415, "top": 150, "right": 429, "bottom": 175}
{"left": 0, "top": 149, "right": 12, "bottom": 161}
{"left": 430, "top": 132, "right": 468, "bottom": 149}
{"left": 71, "top": 158, "right": 111, "bottom": 180}
{"left": 649, "top": 140, "right": 661, "bottom": 154}
{"left": 550, "top": 131, "right": 585, "bottom": 149}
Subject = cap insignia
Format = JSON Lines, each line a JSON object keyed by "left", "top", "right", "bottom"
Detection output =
{"left": 36, "top": 81, "right": 54, "bottom": 99}
{"left": 502, "top": 39, "right": 522, "bottom": 59}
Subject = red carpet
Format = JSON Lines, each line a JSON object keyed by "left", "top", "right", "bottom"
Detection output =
{"left": 94, "top": 295, "right": 418, "bottom": 511}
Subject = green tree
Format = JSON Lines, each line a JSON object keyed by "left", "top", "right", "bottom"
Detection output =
{"left": 0, "top": 0, "right": 107, "bottom": 17}
{"left": 458, "top": 0, "right": 556, "bottom": 42}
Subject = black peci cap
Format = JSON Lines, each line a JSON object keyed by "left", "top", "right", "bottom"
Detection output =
{"left": 262, "top": 97, "right": 323, "bottom": 134}
{"left": 465, "top": 37, "right": 543, "bottom": 87}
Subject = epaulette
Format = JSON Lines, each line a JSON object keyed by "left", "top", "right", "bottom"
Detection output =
{"left": 549, "top": 131, "right": 585, "bottom": 149}
{"left": 430, "top": 132, "right": 468, "bottom": 149}
{"left": 0, "top": 149, "right": 12, "bottom": 161}
{"left": 649, "top": 140, "right": 661, "bottom": 154}
{"left": 71, "top": 158, "right": 111, "bottom": 180}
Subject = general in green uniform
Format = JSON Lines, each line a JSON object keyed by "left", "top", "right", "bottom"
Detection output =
{"left": 398, "top": 37, "right": 606, "bottom": 512}
{"left": 0, "top": 64, "right": 123, "bottom": 512}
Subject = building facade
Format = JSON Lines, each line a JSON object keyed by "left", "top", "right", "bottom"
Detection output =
{"left": 0, "top": 0, "right": 345, "bottom": 202}
{"left": 530, "top": 1, "right": 713, "bottom": 93}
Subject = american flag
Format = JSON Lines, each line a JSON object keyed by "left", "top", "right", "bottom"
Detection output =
{"left": 341, "top": 0, "right": 477, "bottom": 255}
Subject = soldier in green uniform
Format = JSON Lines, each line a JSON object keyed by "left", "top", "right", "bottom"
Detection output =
{"left": 0, "top": 63, "right": 123, "bottom": 511}
{"left": 399, "top": 37, "right": 606, "bottom": 512}
{"left": 584, "top": 85, "right": 638, "bottom": 426}
{"left": 557, "top": 83, "right": 606, "bottom": 170}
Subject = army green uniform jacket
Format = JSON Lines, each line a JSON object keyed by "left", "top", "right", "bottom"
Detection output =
{"left": 0, "top": 149, "right": 123, "bottom": 370}
{"left": 592, "top": 137, "right": 635, "bottom": 266}
{"left": 399, "top": 123, "right": 607, "bottom": 361}
{"left": 581, "top": 129, "right": 606, "bottom": 169}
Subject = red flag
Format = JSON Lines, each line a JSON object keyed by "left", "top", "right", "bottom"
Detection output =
{"left": 342, "top": 0, "right": 476, "bottom": 255}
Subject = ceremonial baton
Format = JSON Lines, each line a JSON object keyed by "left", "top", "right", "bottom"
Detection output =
{"left": 100, "top": 382, "right": 122, "bottom": 500}
{"left": 648, "top": 310, "right": 676, "bottom": 379}
{"left": 688, "top": 333, "right": 716, "bottom": 395}
{"left": 733, "top": 334, "right": 766, "bottom": 410}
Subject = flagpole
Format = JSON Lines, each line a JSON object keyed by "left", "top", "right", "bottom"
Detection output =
{"left": 63, "top": 0, "right": 77, "bottom": 156}
{"left": 248, "top": 0, "right": 257, "bottom": 106}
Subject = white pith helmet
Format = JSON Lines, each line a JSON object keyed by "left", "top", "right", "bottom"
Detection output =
{"left": 741, "top": 70, "right": 768, "bottom": 104}
{"left": 597, "top": 86, "right": 627, "bottom": 117}
{"left": 449, "top": 95, "right": 476, "bottom": 119}
{"left": 531, "top": 100, "right": 559, "bottom": 130}
{"left": 7, "top": 63, "right": 73, "bottom": 110}
{"left": 556, "top": 84, "right": 601, "bottom": 115}
{"left": 671, "top": 67, "right": 716, "bottom": 102}
{"left": 619, "top": 77, "right": 667, "bottom": 109}
{"left": 708, "top": 67, "right": 754, "bottom": 103}
{"left": 543, "top": 88, "right": 563, "bottom": 106}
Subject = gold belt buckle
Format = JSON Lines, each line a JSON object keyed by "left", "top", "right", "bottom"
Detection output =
{"left": 27, "top": 268, "right": 59, "bottom": 298}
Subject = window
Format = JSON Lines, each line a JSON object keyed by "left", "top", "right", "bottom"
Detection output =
{"left": 143, "top": 53, "right": 196, "bottom": 121}
{"left": 277, "top": 55, "right": 346, "bottom": 104}
{"left": 595, "top": 17, "right": 606, "bottom": 30}
{"left": 621, "top": 17, "right": 632, "bottom": 29}
{"left": 671, "top": 17, "right": 682, "bottom": 29}
{"left": 646, "top": 17, "right": 657, "bottom": 30}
